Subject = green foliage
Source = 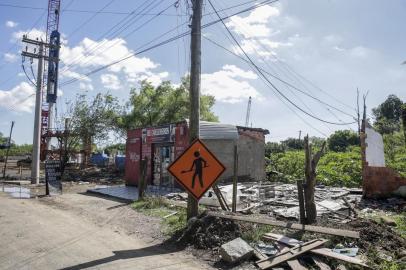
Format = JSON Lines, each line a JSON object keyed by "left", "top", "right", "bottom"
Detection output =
{"left": 268, "top": 151, "right": 305, "bottom": 181}
{"left": 121, "top": 76, "right": 218, "bottom": 130}
{"left": 281, "top": 137, "right": 304, "bottom": 150}
{"left": 373, "top": 94, "right": 403, "bottom": 134}
{"left": 241, "top": 225, "right": 273, "bottom": 243}
{"left": 0, "top": 144, "right": 32, "bottom": 157}
{"left": 267, "top": 147, "right": 362, "bottom": 187}
{"left": 384, "top": 132, "right": 406, "bottom": 177}
{"left": 317, "top": 147, "right": 362, "bottom": 187}
{"left": 328, "top": 130, "right": 359, "bottom": 152}
{"left": 265, "top": 142, "right": 285, "bottom": 156}
{"left": 102, "top": 143, "right": 125, "bottom": 156}
{"left": 132, "top": 197, "right": 187, "bottom": 236}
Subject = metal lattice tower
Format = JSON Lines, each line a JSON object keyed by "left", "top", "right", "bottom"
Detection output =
{"left": 40, "top": 0, "right": 61, "bottom": 159}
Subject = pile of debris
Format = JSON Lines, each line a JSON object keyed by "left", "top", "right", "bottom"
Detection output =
{"left": 173, "top": 214, "right": 242, "bottom": 249}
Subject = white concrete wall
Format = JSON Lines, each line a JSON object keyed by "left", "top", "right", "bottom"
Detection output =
{"left": 365, "top": 127, "right": 385, "bottom": 167}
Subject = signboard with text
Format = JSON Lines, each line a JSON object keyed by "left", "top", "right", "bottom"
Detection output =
{"left": 45, "top": 160, "right": 62, "bottom": 195}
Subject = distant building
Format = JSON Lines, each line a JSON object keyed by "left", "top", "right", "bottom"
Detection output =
{"left": 125, "top": 120, "right": 269, "bottom": 187}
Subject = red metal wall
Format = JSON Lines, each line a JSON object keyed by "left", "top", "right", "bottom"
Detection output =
{"left": 125, "top": 129, "right": 142, "bottom": 186}
{"left": 125, "top": 122, "right": 190, "bottom": 186}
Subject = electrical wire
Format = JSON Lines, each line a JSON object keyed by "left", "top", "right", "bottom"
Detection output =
{"left": 58, "top": 0, "right": 278, "bottom": 87}
{"left": 207, "top": 0, "right": 356, "bottom": 126}
{"left": 203, "top": 36, "right": 356, "bottom": 120}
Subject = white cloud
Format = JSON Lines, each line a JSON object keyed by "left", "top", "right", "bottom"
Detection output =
{"left": 12, "top": 28, "right": 46, "bottom": 42}
{"left": 4, "top": 53, "right": 17, "bottom": 62}
{"left": 0, "top": 82, "right": 35, "bottom": 112}
{"left": 226, "top": 5, "right": 280, "bottom": 39}
{"left": 100, "top": 74, "right": 121, "bottom": 90}
{"left": 60, "top": 37, "right": 167, "bottom": 86}
{"left": 79, "top": 82, "right": 94, "bottom": 91}
{"left": 5, "top": 20, "right": 18, "bottom": 28}
{"left": 201, "top": 65, "right": 260, "bottom": 103}
{"left": 60, "top": 70, "right": 91, "bottom": 82}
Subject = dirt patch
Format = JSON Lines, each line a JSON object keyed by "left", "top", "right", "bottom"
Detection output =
{"left": 172, "top": 214, "right": 242, "bottom": 249}
{"left": 348, "top": 219, "right": 406, "bottom": 258}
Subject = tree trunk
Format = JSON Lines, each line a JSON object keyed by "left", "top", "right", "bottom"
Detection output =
{"left": 303, "top": 135, "right": 326, "bottom": 224}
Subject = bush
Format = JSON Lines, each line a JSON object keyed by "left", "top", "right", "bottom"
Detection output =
{"left": 328, "top": 130, "right": 359, "bottom": 152}
{"left": 267, "top": 147, "right": 362, "bottom": 187}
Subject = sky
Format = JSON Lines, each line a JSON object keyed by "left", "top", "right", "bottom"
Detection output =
{"left": 0, "top": 0, "right": 405, "bottom": 145}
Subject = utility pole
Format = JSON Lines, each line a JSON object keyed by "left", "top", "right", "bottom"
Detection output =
{"left": 2, "top": 121, "right": 15, "bottom": 179}
{"left": 356, "top": 88, "right": 361, "bottom": 136}
{"left": 187, "top": 0, "right": 203, "bottom": 220}
{"left": 298, "top": 130, "right": 302, "bottom": 141}
{"left": 22, "top": 36, "right": 58, "bottom": 184}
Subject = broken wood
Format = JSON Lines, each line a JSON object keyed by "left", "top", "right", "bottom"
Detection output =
{"left": 263, "top": 233, "right": 368, "bottom": 267}
{"left": 342, "top": 197, "right": 358, "bottom": 217}
{"left": 256, "top": 239, "right": 327, "bottom": 269}
{"left": 312, "top": 256, "right": 332, "bottom": 270}
{"left": 297, "top": 180, "right": 306, "bottom": 224}
{"left": 212, "top": 185, "right": 230, "bottom": 211}
{"left": 163, "top": 211, "right": 178, "bottom": 219}
{"left": 287, "top": 259, "right": 308, "bottom": 270}
{"left": 207, "top": 211, "right": 360, "bottom": 238}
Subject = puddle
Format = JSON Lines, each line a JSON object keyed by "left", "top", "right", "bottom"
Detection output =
{"left": 1, "top": 186, "right": 32, "bottom": 198}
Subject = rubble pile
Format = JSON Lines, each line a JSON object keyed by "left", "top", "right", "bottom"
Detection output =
{"left": 174, "top": 215, "right": 242, "bottom": 249}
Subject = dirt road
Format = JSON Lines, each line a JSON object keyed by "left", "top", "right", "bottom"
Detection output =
{"left": 0, "top": 191, "right": 212, "bottom": 270}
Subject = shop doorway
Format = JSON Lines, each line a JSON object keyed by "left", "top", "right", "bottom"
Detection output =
{"left": 152, "top": 144, "right": 174, "bottom": 187}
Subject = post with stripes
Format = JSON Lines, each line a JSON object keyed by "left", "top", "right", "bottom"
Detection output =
{"left": 187, "top": 0, "right": 203, "bottom": 220}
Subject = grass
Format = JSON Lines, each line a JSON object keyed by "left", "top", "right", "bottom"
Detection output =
{"left": 241, "top": 224, "right": 273, "bottom": 243}
{"left": 392, "top": 214, "right": 406, "bottom": 238}
{"left": 132, "top": 196, "right": 187, "bottom": 235}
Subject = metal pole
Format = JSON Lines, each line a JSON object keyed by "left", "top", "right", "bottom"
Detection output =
{"left": 31, "top": 43, "right": 44, "bottom": 184}
{"left": 2, "top": 121, "right": 15, "bottom": 179}
{"left": 187, "top": 0, "right": 202, "bottom": 220}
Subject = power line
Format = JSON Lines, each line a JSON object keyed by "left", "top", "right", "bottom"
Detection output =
{"left": 59, "top": 0, "right": 158, "bottom": 73}
{"left": 207, "top": 0, "right": 356, "bottom": 126}
{"left": 58, "top": 0, "right": 277, "bottom": 87}
{"left": 203, "top": 36, "right": 357, "bottom": 121}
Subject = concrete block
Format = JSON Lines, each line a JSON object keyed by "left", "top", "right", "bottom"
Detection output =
{"left": 219, "top": 237, "right": 254, "bottom": 263}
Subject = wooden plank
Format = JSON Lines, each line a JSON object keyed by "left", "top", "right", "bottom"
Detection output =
{"left": 263, "top": 233, "right": 368, "bottom": 267}
{"left": 312, "top": 256, "right": 332, "bottom": 270}
{"left": 256, "top": 239, "right": 327, "bottom": 269}
{"left": 207, "top": 211, "right": 360, "bottom": 238}
{"left": 287, "top": 259, "right": 308, "bottom": 270}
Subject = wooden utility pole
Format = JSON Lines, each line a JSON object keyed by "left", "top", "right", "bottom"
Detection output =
{"left": 187, "top": 0, "right": 203, "bottom": 219}
{"left": 303, "top": 135, "right": 325, "bottom": 224}
{"left": 356, "top": 88, "right": 361, "bottom": 136}
{"left": 232, "top": 144, "right": 238, "bottom": 212}
{"left": 2, "top": 121, "right": 15, "bottom": 179}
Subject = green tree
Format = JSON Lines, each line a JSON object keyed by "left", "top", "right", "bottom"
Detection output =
{"left": 265, "top": 142, "right": 285, "bottom": 157}
{"left": 121, "top": 77, "right": 218, "bottom": 130}
{"left": 401, "top": 103, "right": 406, "bottom": 146}
{"left": 373, "top": 94, "right": 403, "bottom": 134}
{"left": 66, "top": 93, "right": 121, "bottom": 165}
{"left": 328, "top": 130, "right": 359, "bottom": 152}
{"left": 281, "top": 138, "right": 304, "bottom": 150}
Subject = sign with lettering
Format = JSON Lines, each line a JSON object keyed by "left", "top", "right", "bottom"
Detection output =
{"left": 45, "top": 160, "right": 62, "bottom": 195}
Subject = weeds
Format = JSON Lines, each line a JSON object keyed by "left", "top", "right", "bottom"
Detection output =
{"left": 132, "top": 196, "right": 187, "bottom": 235}
{"left": 241, "top": 224, "right": 273, "bottom": 243}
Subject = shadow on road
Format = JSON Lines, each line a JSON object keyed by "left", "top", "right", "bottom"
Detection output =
{"left": 59, "top": 242, "right": 180, "bottom": 270}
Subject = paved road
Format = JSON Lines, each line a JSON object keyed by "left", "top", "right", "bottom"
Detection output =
{"left": 0, "top": 192, "right": 211, "bottom": 270}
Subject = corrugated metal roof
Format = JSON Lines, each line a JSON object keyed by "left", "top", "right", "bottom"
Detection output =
{"left": 186, "top": 120, "right": 238, "bottom": 140}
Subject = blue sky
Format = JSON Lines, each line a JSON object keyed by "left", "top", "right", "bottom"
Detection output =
{"left": 0, "top": 0, "right": 405, "bottom": 145}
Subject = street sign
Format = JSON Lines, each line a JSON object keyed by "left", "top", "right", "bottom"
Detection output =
{"left": 168, "top": 139, "right": 226, "bottom": 200}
